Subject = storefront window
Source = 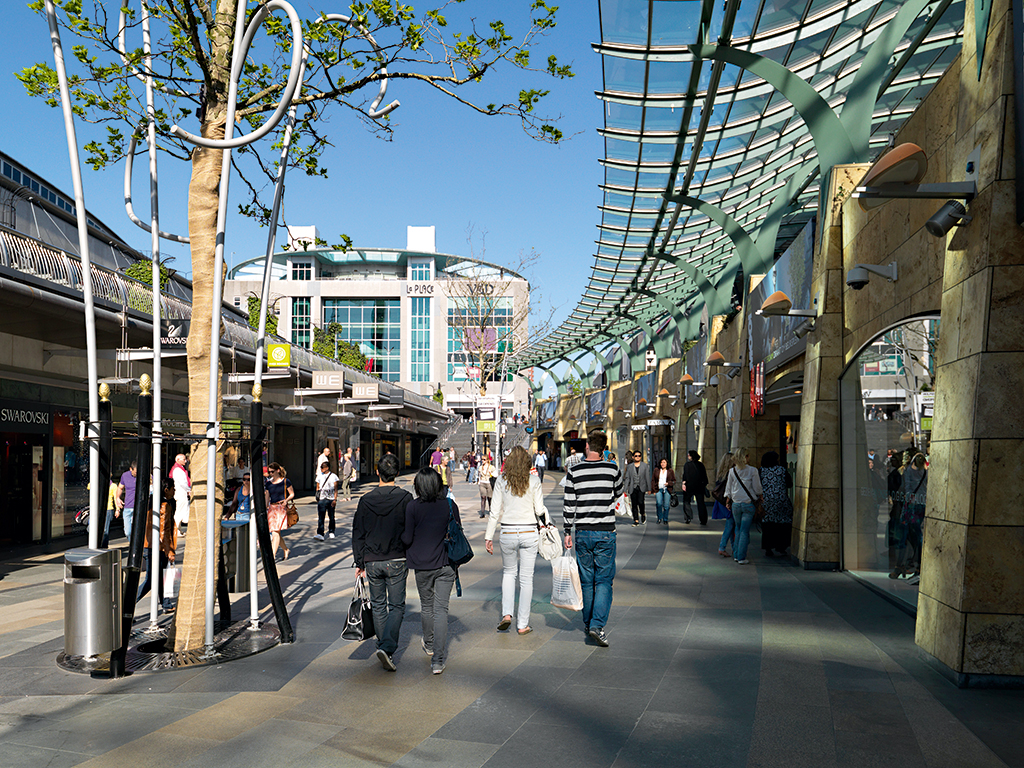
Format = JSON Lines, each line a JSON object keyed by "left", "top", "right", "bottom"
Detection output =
{"left": 840, "top": 317, "right": 938, "bottom": 608}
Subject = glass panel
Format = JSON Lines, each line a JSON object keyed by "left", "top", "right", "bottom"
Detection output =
{"left": 841, "top": 318, "right": 939, "bottom": 610}
{"left": 604, "top": 57, "right": 648, "bottom": 93}
{"left": 601, "top": 0, "right": 651, "bottom": 45}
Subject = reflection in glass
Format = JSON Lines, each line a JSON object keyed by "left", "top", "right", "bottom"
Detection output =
{"left": 841, "top": 317, "right": 939, "bottom": 608}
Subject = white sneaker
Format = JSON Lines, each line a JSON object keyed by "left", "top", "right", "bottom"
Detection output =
{"left": 314, "top": 533, "right": 324, "bottom": 541}
{"left": 737, "top": 559, "right": 750, "bottom": 565}
{"left": 327, "top": 532, "right": 336, "bottom": 539}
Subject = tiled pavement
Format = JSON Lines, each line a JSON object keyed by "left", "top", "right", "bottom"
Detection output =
{"left": 1, "top": 474, "right": 1021, "bottom": 768}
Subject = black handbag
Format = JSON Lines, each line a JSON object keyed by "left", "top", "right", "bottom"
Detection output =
{"left": 669, "top": 492, "right": 679, "bottom": 507}
{"left": 341, "top": 574, "right": 375, "bottom": 642}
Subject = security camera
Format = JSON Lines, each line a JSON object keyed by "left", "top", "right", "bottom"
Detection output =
{"left": 708, "top": 374, "right": 720, "bottom": 387}
{"left": 726, "top": 366, "right": 741, "bottom": 380}
{"left": 846, "top": 267, "right": 870, "bottom": 290}
{"left": 846, "top": 262, "right": 898, "bottom": 290}
{"left": 926, "top": 200, "right": 972, "bottom": 237}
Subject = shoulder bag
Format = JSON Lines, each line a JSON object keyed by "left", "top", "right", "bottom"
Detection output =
{"left": 731, "top": 468, "right": 763, "bottom": 519}
{"left": 285, "top": 499, "right": 299, "bottom": 527}
{"left": 445, "top": 498, "right": 474, "bottom": 597}
{"left": 534, "top": 501, "right": 562, "bottom": 561}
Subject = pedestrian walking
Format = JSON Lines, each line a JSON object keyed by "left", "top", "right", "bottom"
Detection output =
{"left": 652, "top": 458, "right": 675, "bottom": 525}
{"left": 623, "top": 451, "right": 651, "bottom": 526}
{"left": 314, "top": 459, "right": 340, "bottom": 540}
{"left": 724, "top": 448, "right": 762, "bottom": 565}
{"left": 758, "top": 451, "right": 793, "bottom": 557}
{"left": 136, "top": 478, "right": 176, "bottom": 612}
{"left": 403, "top": 467, "right": 459, "bottom": 675}
{"left": 891, "top": 452, "right": 927, "bottom": 581}
{"left": 485, "top": 446, "right": 553, "bottom": 635}
{"left": 313, "top": 446, "right": 331, "bottom": 480}
{"left": 265, "top": 462, "right": 295, "bottom": 561}
{"left": 231, "top": 471, "right": 253, "bottom": 521}
{"left": 353, "top": 454, "right": 413, "bottom": 672}
{"left": 170, "top": 453, "right": 191, "bottom": 533}
{"left": 681, "top": 450, "right": 710, "bottom": 525}
{"left": 563, "top": 430, "right": 623, "bottom": 647}
{"left": 564, "top": 446, "right": 582, "bottom": 471}
{"left": 477, "top": 457, "right": 497, "bottom": 517}
{"left": 533, "top": 448, "right": 547, "bottom": 483}
{"left": 115, "top": 461, "right": 139, "bottom": 541}
{"left": 715, "top": 452, "right": 736, "bottom": 557}
{"left": 341, "top": 448, "right": 354, "bottom": 501}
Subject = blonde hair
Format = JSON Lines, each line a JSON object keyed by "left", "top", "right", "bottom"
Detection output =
{"left": 733, "top": 448, "right": 749, "bottom": 469}
{"left": 502, "top": 446, "right": 532, "bottom": 497}
{"left": 715, "top": 452, "right": 735, "bottom": 481}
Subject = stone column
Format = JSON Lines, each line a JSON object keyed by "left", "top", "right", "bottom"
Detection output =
{"left": 915, "top": 0, "right": 1024, "bottom": 683}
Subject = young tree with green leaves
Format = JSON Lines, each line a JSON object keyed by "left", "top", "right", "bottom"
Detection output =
{"left": 21, "top": 0, "right": 573, "bottom": 650}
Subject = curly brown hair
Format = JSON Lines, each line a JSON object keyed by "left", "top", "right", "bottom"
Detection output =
{"left": 501, "top": 446, "right": 532, "bottom": 497}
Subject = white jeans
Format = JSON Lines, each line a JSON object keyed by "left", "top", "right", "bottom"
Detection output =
{"left": 500, "top": 530, "right": 539, "bottom": 630}
{"left": 174, "top": 491, "right": 190, "bottom": 525}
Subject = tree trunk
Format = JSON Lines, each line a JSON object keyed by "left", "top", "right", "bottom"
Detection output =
{"left": 172, "top": 111, "right": 226, "bottom": 651}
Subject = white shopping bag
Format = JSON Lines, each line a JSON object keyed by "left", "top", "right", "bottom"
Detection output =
{"left": 550, "top": 552, "right": 583, "bottom": 611}
{"left": 614, "top": 493, "right": 632, "bottom": 518}
{"left": 163, "top": 566, "right": 182, "bottom": 598}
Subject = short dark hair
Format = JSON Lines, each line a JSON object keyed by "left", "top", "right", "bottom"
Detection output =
{"left": 761, "top": 451, "right": 780, "bottom": 468}
{"left": 377, "top": 453, "right": 400, "bottom": 483}
{"left": 586, "top": 430, "right": 608, "bottom": 453}
{"left": 687, "top": 450, "right": 700, "bottom": 462}
{"left": 414, "top": 466, "right": 443, "bottom": 502}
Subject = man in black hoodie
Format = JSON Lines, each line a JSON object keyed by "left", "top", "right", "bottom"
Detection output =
{"left": 353, "top": 454, "right": 413, "bottom": 671}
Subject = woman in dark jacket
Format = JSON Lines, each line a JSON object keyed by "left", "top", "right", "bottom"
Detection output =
{"left": 403, "top": 467, "right": 460, "bottom": 675}
{"left": 758, "top": 451, "right": 793, "bottom": 557}
{"left": 651, "top": 458, "right": 676, "bottom": 525}
{"left": 681, "top": 450, "right": 710, "bottom": 525}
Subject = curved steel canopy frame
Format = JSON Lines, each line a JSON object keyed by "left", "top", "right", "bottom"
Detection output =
{"left": 518, "top": 0, "right": 964, "bottom": 381}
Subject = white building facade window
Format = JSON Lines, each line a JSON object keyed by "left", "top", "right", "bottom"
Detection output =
{"left": 292, "top": 297, "right": 311, "bottom": 349}
{"left": 410, "top": 296, "right": 431, "bottom": 382}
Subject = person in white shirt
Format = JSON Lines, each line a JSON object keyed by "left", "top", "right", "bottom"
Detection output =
{"left": 484, "top": 446, "right": 554, "bottom": 634}
{"left": 170, "top": 454, "right": 191, "bottom": 532}
{"left": 533, "top": 449, "right": 548, "bottom": 483}
{"left": 314, "top": 447, "right": 331, "bottom": 480}
{"left": 723, "top": 448, "right": 763, "bottom": 565}
{"left": 314, "top": 460, "right": 340, "bottom": 540}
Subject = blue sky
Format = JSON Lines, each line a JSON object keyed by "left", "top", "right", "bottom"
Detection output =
{"left": 1, "top": 1, "right": 604, "bottom": 340}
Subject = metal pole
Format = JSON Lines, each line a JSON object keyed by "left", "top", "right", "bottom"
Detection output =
{"left": 96, "top": 391, "right": 113, "bottom": 547}
{"left": 110, "top": 375, "right": 153, "bottom": 678}
{"left": 44, "top": 0, "right": 101, "bottom": 544}
{"left": 249, "top": 396, "right": 294, "bottom": 641}
{"left": 141, "top": 1, "right": 164, "bottom": 630}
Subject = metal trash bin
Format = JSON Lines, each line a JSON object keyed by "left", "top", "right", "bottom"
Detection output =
{"left": 222, "top": 519, "right": 250, "bottom": 592}
{"left": 64, "top": 548, "right": 121, "bottom": 657}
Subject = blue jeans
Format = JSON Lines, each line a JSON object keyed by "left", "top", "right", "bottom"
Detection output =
{"left": 574, "top": 530, "right": 616, "bottom": 631}
{"left": 500, "top": 530, "right": 539, "bottom": 630}
{"left": 414, "top": 565, "right": 455, "bottom": 664}
{"left": 365, "top": 559, "right": 407, "bottom": 656}
{"left": 122, "top": 507, "right": 135, "bottom": 542}
{"left": 655, "top": 488, "right": 671, "bottom": 523}
{"left": 732, "top": 502, "right": 756, "bottom": 561}
{"left": 719, "top": 514, "right": 736, "bottom": 552}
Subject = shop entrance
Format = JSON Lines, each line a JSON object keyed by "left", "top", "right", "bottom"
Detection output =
{"left": 0, "top": 432, "right": 48, "bottom": 545}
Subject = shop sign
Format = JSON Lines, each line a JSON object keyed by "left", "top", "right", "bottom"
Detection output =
{"left": 389, "top": 388, "right": 405, "bottom": 407}
{"left": 647, "top": 419, "right": 673, "bottom": 427}
{"left": 268, "top": 343, "right": 290, "bottom": 368}
{"left": 312, "top": 370, "right": 345, "bottom": 390}
{"left": 405, "top": 283, "right": 435, "bottom": 295}
{"left": 353, "top": 382, "right": 379, "bottom": 400}
{"left": 750, "top": 362, "right": 765, "bottom": 418}
{"left": 477, "top": 420, "right": 496, "bottom": 433}
{"left": 630, "top": 424, "right": 648, "bottom": 431}
{"left": 0, "top": 403, "right": 50, "bottom": 432}
{"left": 160, "top": 319, "right": 190, "bottom": 347}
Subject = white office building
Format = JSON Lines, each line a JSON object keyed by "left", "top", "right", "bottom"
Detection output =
{"left": 225, "top": 226, "right": 532, "bottom": 418}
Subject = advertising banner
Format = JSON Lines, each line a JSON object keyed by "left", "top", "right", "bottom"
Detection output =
{"left": 634, "top": 371, "right": 655, "bottom": 411}
{"left": 586, "top": 389, "right": 607, "bottom": 423}
{"left": 537, "top": 399, "right": 557, "bottom": 429}
{"left": 747, "top": 219, "right": 815, "bottom": 375}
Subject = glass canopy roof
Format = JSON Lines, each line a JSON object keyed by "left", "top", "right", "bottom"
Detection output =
{"left": 518, "top": 0, "right": 964, "bottom": 374}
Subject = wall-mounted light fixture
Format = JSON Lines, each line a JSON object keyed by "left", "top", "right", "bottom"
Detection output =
{"left": 756, "top": 291, "right": 817, "bottom": 318}
{"left": 852, "top": 143, "right": 977, "bottom": 210}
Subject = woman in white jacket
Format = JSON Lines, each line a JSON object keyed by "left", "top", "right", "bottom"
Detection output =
{"left": 484, "top": 446, "right": 554, "bottom": 634}
{"left": 724, "top": 448, "right": 763, "bottom": 565}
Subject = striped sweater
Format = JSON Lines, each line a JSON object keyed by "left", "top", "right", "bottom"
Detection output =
{"left": 562, "top": 458, "right": 624, "bottom": 533}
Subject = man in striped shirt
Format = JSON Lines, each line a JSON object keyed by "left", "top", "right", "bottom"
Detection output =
{"left": 563, "top": 430, "right": 623, "bottom": 647}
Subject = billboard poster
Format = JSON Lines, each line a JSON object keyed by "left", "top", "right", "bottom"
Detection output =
{"left": 587, "top": 389, "right": 607, "bottom": 423}
{"left": 683, "top": 321, "right": 709, "bottom": 408}
{"left": 634, "top": 371, "right": 655, "bottom": 410}
{"left": 747, "top": 218, "right": 815, "bottom": 375}
{"left": 537, "top": 399, "right": 557, "bottom": 428}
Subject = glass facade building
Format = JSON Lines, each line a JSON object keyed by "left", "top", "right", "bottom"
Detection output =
{"left": 323, "top": 299, "right": 401, "bottom": 381}
{"left": 410, "top": 297, "right": 431, "bottom": 382}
